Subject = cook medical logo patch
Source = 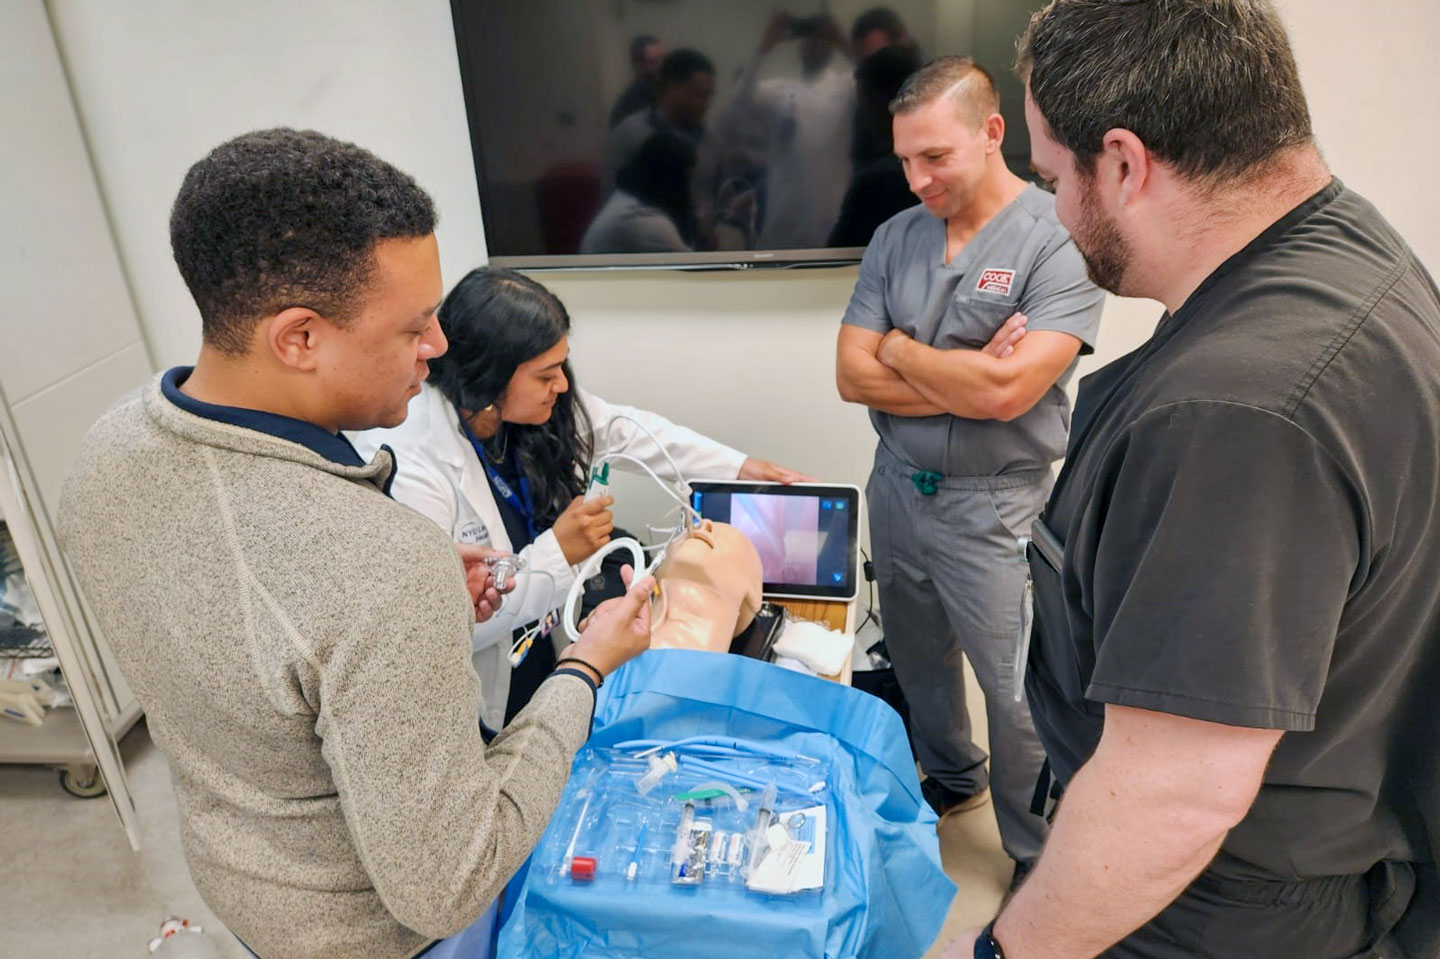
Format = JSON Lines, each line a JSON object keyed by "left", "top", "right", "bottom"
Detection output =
{"left": 976, "top": 268, "right": 1016, "bottom": 296}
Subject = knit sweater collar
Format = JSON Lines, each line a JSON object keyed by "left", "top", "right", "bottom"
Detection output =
{"left": 145, "top": 371, "right": 397, "bottom": 491}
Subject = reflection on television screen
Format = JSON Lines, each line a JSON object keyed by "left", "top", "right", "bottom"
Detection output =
{"left": 451, "top": 1, "right": 1044, "bottom": 267}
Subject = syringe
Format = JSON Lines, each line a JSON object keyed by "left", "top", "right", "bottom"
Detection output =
{"left": 741, "top": 783, "right": 777, "bottom": 879}
{"left": 564, "top": 793, "right": 596, "bottom": 882}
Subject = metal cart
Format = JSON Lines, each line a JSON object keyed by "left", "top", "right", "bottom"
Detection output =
{"left": 1, "top": 622, "right": 142, "bottom": 799}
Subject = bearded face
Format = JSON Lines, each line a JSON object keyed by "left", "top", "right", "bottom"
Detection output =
{"left": 1071, "top": 173, "right": 1134, "bottom": 296}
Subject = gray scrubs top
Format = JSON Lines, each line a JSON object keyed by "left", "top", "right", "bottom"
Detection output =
{"left": 842, "top": 185, "right": 1105, "bottom": 477}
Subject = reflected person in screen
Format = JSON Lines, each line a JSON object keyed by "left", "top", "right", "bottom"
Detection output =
{"left": 582, "top": 133, "right": 699, "bottom": 254}
{"left": 729, "top": 10, "right": 856, "bottom": 250}
{"left": 606, "top": 48, "right": 715, "bottom": 190}
{"left": 849, "top": 5, "right": 916, "bottom": 62}
{"left": 829, "top": 43, "right": 923, "bottom": 247}
{"left": 609, "top": 33, "right": 664, "bottom": 129}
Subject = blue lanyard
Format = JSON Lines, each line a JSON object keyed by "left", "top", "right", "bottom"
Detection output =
{"left": 459, "top": 411, "right": 539, "bottom": 543}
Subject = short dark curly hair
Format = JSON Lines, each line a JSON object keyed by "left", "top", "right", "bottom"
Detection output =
{"left": 659, "top": 49, "right": 715, "bottom": 88}
{"left": 169, "top": 128, "right": 437, "bottom": 354}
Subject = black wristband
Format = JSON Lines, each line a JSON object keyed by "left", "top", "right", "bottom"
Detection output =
{"left": 554, "top": 656, "right": 604, "bottom": 687}
{"left": 974, "top": 920, "right": 1006, "bottom": 959}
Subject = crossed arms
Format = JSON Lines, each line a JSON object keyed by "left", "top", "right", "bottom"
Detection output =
{"left": 835, "top": 313, "right": 1083, "bottom": 422}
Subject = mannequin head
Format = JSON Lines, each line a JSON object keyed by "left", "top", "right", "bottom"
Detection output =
{"left": 649, "top": 520, "right": 764, "bottom": 652}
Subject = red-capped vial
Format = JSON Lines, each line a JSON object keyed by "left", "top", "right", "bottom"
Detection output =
{"left": 570, "top": 856, "right": 597, "bottom": 881}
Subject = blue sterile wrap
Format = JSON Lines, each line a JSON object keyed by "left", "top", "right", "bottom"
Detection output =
{"left": 496, "top": 649, "right": 955, "bottom": 959}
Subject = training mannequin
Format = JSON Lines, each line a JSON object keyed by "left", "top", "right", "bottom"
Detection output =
{"left": 649, "top": 520, "right": 764, "bottom": 651}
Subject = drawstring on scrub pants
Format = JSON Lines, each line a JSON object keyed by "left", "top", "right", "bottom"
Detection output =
{"left": 911, "top": 470, "right": 943, "bottom": 496}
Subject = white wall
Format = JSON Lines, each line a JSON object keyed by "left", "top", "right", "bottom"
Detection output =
{"left": 1285, "top": 2, "right": 1440, "bottom": 266}
{"left": 48, "top": 0, "right": 490, "bottom": 365}
{"left": 1, "top": 0, "right": 153, "bottom": 517}
{"left": 43, "top": 0, "right": 1440, "bottom": 531}
{"left": 2, "top": 0, "right": 149, "bottom": 719}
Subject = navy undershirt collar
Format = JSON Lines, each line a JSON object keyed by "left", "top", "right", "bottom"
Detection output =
{"left": 161, "top": 366, "right": 366, "bottom": 468}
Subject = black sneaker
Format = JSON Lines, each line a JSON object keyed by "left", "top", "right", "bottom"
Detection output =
{"left": 921, "top": 776, "right": 991, "bottom": 819}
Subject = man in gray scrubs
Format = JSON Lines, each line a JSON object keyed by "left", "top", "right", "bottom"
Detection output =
{"left": 836, "top": 57, "right": 1103, "bottom": 880}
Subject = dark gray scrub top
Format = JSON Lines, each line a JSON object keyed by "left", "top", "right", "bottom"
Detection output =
{"left": 841, "top": 185, "right": 1105, "bottom": 476}
{"left": 1028, "top": 180, "right": 1440, "bottom": 887}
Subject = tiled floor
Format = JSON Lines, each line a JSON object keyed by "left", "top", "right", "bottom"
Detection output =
{"left": 0, "top": 665, "right": 1005, "bottom": 958}
{"left": 0, "top": 719, "right": 247, "bottom": 958}
{"left": 923, "top": 662, "right": 1009, "bottom": 958}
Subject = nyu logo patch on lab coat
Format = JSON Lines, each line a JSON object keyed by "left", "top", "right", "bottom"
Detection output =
{"left": 976, "top": 268, "right": 1017, "bottom": 296}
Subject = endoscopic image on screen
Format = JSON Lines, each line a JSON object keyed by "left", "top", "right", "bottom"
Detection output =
{"left": 729, "top": 494, "right": 822, "bottom": 585}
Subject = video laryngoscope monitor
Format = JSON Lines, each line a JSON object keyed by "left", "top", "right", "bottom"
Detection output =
{"left": 688, "top": 482, "right": 861, "bottom": 601}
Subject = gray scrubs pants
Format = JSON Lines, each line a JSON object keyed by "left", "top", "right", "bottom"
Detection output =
{"left": 866, "top": 443, "right": 1050, "bottom": 862}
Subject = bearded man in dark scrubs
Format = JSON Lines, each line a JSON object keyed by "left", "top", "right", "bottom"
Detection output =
{"left": 949, "top": 2, "right": 1440, "bottom": 958}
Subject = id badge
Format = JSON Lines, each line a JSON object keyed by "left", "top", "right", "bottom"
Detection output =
{"left": 1013, "top": 537, "right": 1034, "bottom": 703}
{"left": 1015, "top": 518, "right": 1064, "bottom": 702}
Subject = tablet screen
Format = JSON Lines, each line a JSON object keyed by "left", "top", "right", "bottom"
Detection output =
{"left": 689, "top": 483, "right": 858, "bottom": 599}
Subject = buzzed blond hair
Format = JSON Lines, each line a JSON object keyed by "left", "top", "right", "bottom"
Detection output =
{"left": 889, "top": 56, "right": 1000, "bottom": 128}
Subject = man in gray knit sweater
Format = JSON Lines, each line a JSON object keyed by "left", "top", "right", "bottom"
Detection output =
{"left": 58, "top": 129, "right": 653, "bottom": 959}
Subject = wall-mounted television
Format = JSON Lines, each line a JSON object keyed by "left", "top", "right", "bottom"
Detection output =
{"left": 450, "top": 0, "right": 1043, "bottom": 270}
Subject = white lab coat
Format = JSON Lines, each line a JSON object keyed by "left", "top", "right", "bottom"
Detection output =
{"left": 349, "top": 382, "right": 747, "bottom": 728}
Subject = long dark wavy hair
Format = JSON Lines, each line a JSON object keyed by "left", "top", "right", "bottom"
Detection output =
{"left": 428, "top": 267, "right": 593, "bottom": 529}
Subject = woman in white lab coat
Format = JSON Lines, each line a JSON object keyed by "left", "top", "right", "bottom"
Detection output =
{"left": 351, "top": 267, "right": 806, "bottom": 729}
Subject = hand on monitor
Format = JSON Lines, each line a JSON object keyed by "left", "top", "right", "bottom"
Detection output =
{"left": 738, "top": 457, "right": 817, "bottom": 484}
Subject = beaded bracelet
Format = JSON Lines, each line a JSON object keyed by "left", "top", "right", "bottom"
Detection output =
{"left": 554, "top": 656, "right": 604, "bottom": 687}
